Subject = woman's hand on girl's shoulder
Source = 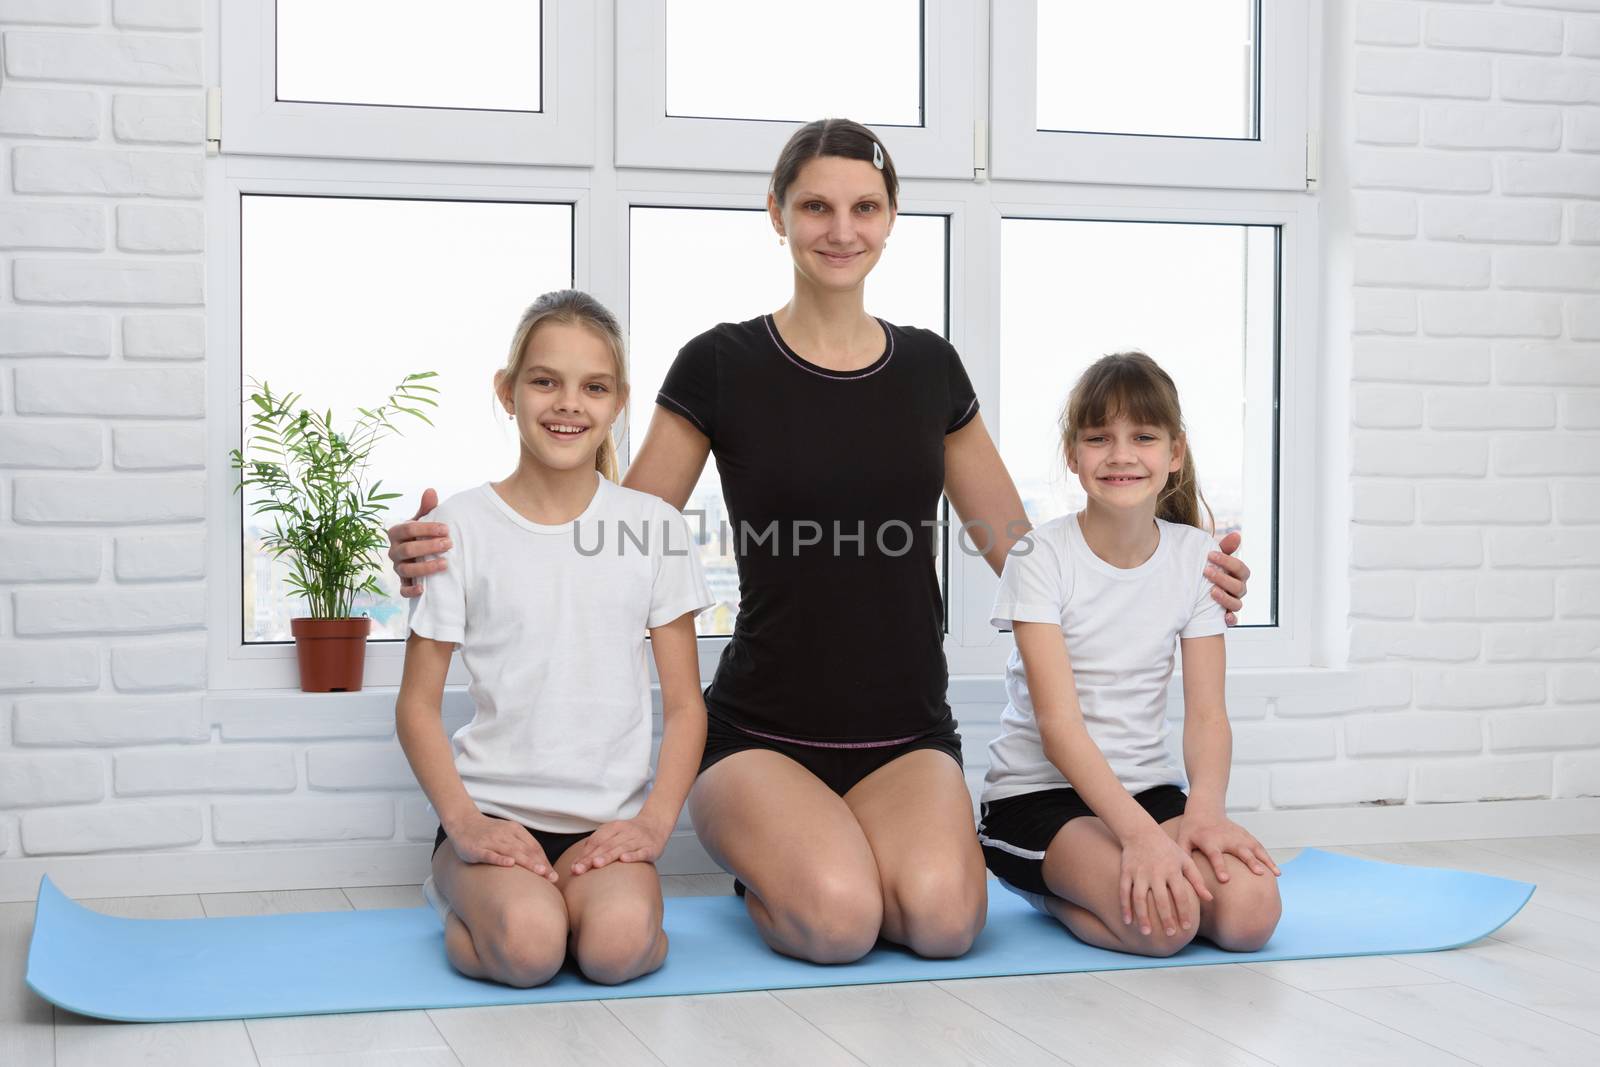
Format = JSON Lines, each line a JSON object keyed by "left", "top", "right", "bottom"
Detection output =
{"left": 448, "top": 814, "right": 559, "bottom": 881}
{"left": 568, "top": 814, "right": 673, "bottom": 876}
{"left": 387, "top": 489, "right": 454, "bottom": 597}
{"left": 1119, "top": 825, "right": 1214, "bottom": 938}
{"left": 1175, "top": 812, "right": 1280, "bottom": 881}
{"left": 1206, "top": 530, "right": 1251, "bottom": 626}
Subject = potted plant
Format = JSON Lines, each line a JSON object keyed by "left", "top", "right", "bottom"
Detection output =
{"left": 231, "top": 372, "right": 439, "bottom": 692}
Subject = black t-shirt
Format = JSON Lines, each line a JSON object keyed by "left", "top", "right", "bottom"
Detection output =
{"left": 656, "top": 314, "right": 980, "bottom": 743}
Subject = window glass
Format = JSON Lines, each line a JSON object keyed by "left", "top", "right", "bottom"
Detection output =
{"left": 277, "top": 0, "right": 542, "bottom": 112}
{"left": 665, "top": 0, "right": 922, "bottom": 126}
{"left": 628, "top": 206, "right": 948, "bottom": 635}
{"left": 240, "top": 194, "right": 573, "bottom": 643}
{"left": 1000, "top": 217, "right": 1277, "bottom": 625}
{"left": 1036, "top": 0, "right": 1257, "bottom": 139}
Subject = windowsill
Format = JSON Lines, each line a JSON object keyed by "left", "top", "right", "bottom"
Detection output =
{"left": 205, "top": 663, "right": 1374, "bottom": 721}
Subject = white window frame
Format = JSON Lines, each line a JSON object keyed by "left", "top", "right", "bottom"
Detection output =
{"left": 989, "top": 0, "right": 1310, "bottom": 191}
{"left": 207, "top": 6, "right": 1323, "bottom": 691}
{"left": 613, "top": 0, "right": 977, "bottom": 179}
{"left": 220, "top": 0, "right": 597, "bottom": 166}
{"left": 204, "top": 156, "right": 591, "bottom": 690}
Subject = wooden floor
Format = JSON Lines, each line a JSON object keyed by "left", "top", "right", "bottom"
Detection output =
{"left": 4, "top": 836, "right": 1600, "bottom": 1066}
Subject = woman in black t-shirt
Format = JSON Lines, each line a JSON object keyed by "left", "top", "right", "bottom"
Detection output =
{"left": 389, "top": 119, "right": 1253, "bottom": 965}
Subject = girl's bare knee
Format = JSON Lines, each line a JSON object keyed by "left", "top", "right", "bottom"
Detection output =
{"left": 490, "top": 937, "right": 566, "bottom": 988}
{"left": 1119, "top": 923, "right": 1198, "bottom": 958}
{"left": 573, "top": 895, "right": 664, "bottom": 985}
{"left": 576, "top": 925, "right": 666, "bottom": 986}
{"left": 1208, "top": 877, "right": 1283, "bottom": 952}
{"left": 1110, "top": 880, "right": 1202, "bottom": 957}
{"left": 442, "top": 913, "right": 486, "bottom": 977}
{"left": 481, "top": 905, "right": 567, "bottom": 987}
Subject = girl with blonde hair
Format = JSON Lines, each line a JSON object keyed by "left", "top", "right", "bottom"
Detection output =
{"left": 397, "top": 289, "right": 713, "bottom": 987}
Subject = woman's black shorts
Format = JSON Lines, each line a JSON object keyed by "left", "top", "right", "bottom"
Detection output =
{"left": 432, "top": 811, "right": 593, "bottom": 867}
{"left": 977, "top": 784, "right": 1189, "bottom": 896}
{"left": 698, "top": 714, "right": 964, "bottom": 797}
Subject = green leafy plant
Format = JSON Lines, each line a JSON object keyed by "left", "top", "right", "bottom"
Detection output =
{"left": 230, "top": 372, "right": 440, "bottom": 620}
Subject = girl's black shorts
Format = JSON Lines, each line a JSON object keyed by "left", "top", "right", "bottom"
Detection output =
{"left": 698, "top": 714, "right": 964, "bottom": 797}
{"left": 432, "top": 811, "right": 593, "bottom": 867}
{"left": 977, "top": 784, "right": 1189, "bottom": 896}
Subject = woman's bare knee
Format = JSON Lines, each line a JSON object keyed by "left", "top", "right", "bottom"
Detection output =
{"left": 889, "top": 865, "right": 987, "bottom": 958}
{"left": 764, "top": 870, "right": 883, "bottom": 963}
{"left": 689, "top": 751, "right": 883, "bottom": 963}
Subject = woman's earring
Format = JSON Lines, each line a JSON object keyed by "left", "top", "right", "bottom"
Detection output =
{"left": 779, "top": 235, "right": 786, "bottom": 246}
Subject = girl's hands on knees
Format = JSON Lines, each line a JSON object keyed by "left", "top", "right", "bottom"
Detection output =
{"left": 569, "top": 814, "right": 672, "bottom": 876}
{"left": 387, "top": 489, "right": 452, "bottom": 598}
{"left": 1176, "top": 813, "right": 1281, "bottom": 882}
{"left": 1206, "top": 530, "right": 1251, "bottom": 627}
{"left": 449, "top": 814, "right": 559, "bottom": 882}
{"left": 1120, "top": 826, "right": 1214, "bottom": 937}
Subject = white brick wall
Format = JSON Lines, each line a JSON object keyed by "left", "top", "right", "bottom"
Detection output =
{"left": 21, "top": 804, "right": 203, "bottom": 854}
{"left": 12, "top": 695, "right": 207, "bottom": 745}
{"left": 211, "top": 799, "right": 395, "bottom": 845}
{"left": 0, "top": 2, "right": 1596, "bottom": 885}
{"left": 1346, "top": 0, "right": 1600, "bottom": 813}
{"left": 0, "top": 311, "right": 111, "bottom": 356}
{"left": 114, "top": 747, "right": 297, "bottom": 795}
{"left": 113, "top": 531, "right": 204, "bottom": 579}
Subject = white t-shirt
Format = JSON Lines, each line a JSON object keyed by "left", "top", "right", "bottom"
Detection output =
{"left": 408, "top": 474, "right": 713, "bottom": 833}
{"left": 982, "top": 512, "right": 1226, "bottom": 804}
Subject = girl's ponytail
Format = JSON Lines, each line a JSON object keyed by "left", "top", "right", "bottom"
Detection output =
{"left": 1157, "top": 446, "right": 1213, "bottom": 533}
{"left": 593, "top": 425, "right": 620, "bottom": 483}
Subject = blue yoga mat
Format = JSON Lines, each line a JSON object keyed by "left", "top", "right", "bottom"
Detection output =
{"left": 27, "top": 848, "right": 1533, "bottom": 1023}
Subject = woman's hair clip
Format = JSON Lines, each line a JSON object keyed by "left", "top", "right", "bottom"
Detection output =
{"left": 872, "top": 141, "right": 885, "bottom": 170}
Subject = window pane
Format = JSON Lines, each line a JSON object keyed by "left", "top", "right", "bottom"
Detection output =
{"left": 666, "top": 0, "right": 922, "bottom": 125}
{"left": 1037, "top": 0, "right": 1257, "bottom": 139}
{"left": 999, "top": 218, "right": 1277, "bottom": 626}
{"left": 240, "top": 195, "right": 572, "bottom": 644}
{"left": 277, "top": 0, "right": 541, "bottom": 112}
{"left": 628, "top": 206, "right": 947, "bottom": 635}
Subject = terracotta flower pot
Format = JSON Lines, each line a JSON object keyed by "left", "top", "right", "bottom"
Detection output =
{"left": 289, "top": 617, "right": 373, "bottom": 692}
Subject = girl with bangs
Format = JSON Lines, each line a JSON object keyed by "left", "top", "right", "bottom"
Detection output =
{"left": 978, "top": 352, "right": 1283, "bottom": 957}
